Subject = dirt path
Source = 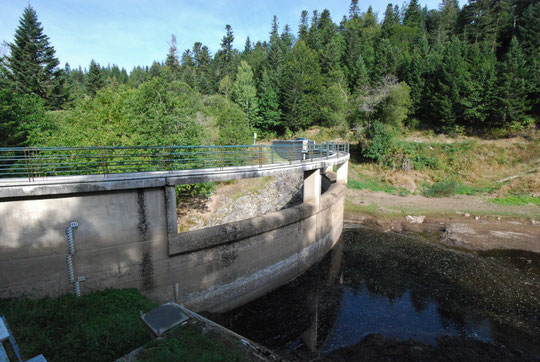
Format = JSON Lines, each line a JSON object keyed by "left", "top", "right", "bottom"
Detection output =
{"left": 347, "top": 189, "right": 540, "bottom": 217}
{"left": 345, "top": 189, "right": 540, "bottom": 253}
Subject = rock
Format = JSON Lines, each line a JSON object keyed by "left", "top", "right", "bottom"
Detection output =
{"left": 464, "top": 213, "right": 471, "bottom": 218}
{"left": 206, "top": 172, "right": 303, "bottom": 228}
{"left": 391, "top": 222, "right": 403, "bottom": 232}
{"left": 405, "top": 215, "right": 425, "bottom": 224}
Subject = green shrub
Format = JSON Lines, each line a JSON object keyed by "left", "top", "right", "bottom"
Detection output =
{"left": 423, "top": 180, "right": 458, "bottom": 197}
{"left": 362, "top": 121, "right": 395, "bottom": 162}
{"left": 411, "top": 154, "right": 440, "bottom": 170}
{"left": 176, "top": 182, "right": 215, "bottom": 198}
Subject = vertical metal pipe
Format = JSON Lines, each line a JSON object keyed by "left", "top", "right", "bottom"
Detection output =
{"left": 66, "top": 255, "right": 75, "bottom": 283}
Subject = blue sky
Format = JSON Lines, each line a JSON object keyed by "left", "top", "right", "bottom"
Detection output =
{"left": 0, "top": 0, "right": 461, "bottom": 71}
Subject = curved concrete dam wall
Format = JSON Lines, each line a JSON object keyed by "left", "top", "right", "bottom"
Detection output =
{"left": 0, "top": 160, "right": 347, "bottom": 312}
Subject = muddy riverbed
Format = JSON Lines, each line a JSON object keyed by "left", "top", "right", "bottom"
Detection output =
{"left": 209, "top": 225, "right": 540, "bottom": 361}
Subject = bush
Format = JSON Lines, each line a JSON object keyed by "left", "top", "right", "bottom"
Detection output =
{"left": 175, "top": 182, "right": 215, "bottom": 198}
{"left": 423, "top": 180, "right": 458, "bottom": 197}
{"left": 362, "top": 121, "right": 395, "bottom": 162}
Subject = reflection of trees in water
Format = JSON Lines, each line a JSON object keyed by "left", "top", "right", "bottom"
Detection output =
{"left": 211, "top": 227, "right": 539, "bottom": 358}
{"left": 342, "top": 226, "right": 540, "bottom": 356}
{"left": 210, "top": 241, "right": 345, "bottom": 351}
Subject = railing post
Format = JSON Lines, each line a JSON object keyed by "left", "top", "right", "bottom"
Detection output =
{"left": 326, "top": 143, "right": 329, "bottom": 160}
{"left": 289, "top": 145, "right": 292, "bottom": 165}
{"left": 168, "top": 146, "right": 172, "bottom": 173}
{"left": 100, "top": 147, "right": 109, "bottom": 177}
{"left": 220, "top": 146, "right": 223, "bottom": 170}
{"left": 24, "top": 148, "right": 31, "bottom": 182}
{"left": 271, "top": 146, "right": 274, "bottom": 164}
{"left": 259, "top": 145, "right": 263, "bottom": 168}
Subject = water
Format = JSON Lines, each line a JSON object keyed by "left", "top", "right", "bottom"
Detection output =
{"left": 211, "top": 224, "right": 540, "bottom": 359}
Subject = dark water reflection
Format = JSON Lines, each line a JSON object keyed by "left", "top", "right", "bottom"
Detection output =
{"left": 211, "top": 225, "right": 540, "bottom": 359}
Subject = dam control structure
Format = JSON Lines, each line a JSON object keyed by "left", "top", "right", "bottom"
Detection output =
{"left": 0, "top": 142, "right": 349, "bottom": 312}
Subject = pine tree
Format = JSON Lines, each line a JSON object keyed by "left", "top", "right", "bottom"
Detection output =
{"left": 233, "top": 61, "right": 259, "bottom": 127}
{"left": 86, "top": 60, "right": 104, "bottom": 96}
{"left": 165, "top": 34, "right": 181, "bottom": 79}
{"left": 424, "top": 38, "right": 471, "bottom": 129}
{"left": 438, "top": 0, "right": 460, "bottom": 41}
{"left": 281, "top": 25, "right": 294, "bottom": 49}
{"left": 493, "top": 37, "right": 530, "bottom": 127}
{"left": 281, "top": 40, "right": 323, "bottom": 130}
{"left": 5, "top": 5, "right": 65, "bottom": 108}
{"left": 257, "top": 70, "right": 282, "bottom": 134}
{"left": 215, "top": 25, "right": 236, "bottom": 81}
{"left": 460, "top": 0, "right": 512, "bottom": 51}
{"left": 349, "top": 0, "right": 360, "bottom": 19}
{"left": 382, "top": 4, "right": 399, "bottom": 37}
{"left": 181, "top": 50, "right": 196, "bottom": 88}
{"left": 244, "top": 37, "right": 252, "bottom": 54}
{"left": 404, "top": 0, "right": 424, "bottom": 29}
{"left": 149, "top": 61, "right": 162, "bottom": 78}
{"left": 299, "top": 11, "right": 309, "bottom": 40}
{"left": 192, "top": 42, "right": 213, "bottom": 94}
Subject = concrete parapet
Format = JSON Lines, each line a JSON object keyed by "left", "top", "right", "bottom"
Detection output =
{"left": 0, "top": 167, "right": 346, "bottom": 312}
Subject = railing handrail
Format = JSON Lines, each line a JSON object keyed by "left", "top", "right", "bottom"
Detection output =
{"left": 0, "top": 142, "right": 349, "bottom": 182}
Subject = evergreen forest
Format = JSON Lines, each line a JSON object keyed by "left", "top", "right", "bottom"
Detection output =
{"left": 1, "top": 0, "right": 538, "bottom": 158}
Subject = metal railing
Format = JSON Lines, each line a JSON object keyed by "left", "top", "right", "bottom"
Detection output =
{"left": 0, "top": 142, "right": 349, "bottom": 182}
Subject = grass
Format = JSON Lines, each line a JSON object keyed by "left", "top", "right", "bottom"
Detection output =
{"left": 344, "top": 199, "right": 379, "bottom": 215}
{"left": 348, "top": 177, "right": 409, "bottom": 196}
{"left": 421, "top": 179, "right": 528, "bottom": 198}
{"left": 0, "top": 289, "right": 246, "bottom": 362}
{"left": 491, "top": 195, "right": 540, "bottom": 206}
{"left": 0, "top": 289, "right": 156, "bottom": 362}
{"left": 420, "top": 180, "right": 497, "bottom": 197}
{"left": 453, "top": 183, "right": 499, "bottom": 195}
{"left": 138, "top": 324, "right": 245, "bottom": 362}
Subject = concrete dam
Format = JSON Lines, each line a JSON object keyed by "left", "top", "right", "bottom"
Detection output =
{"left": 0, "top": 143, "right": 349, "bottom": 312}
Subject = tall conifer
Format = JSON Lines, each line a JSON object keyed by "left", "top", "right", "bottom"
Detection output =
{"left": 5, "top": 5, "right": 65, "bottom": 108}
